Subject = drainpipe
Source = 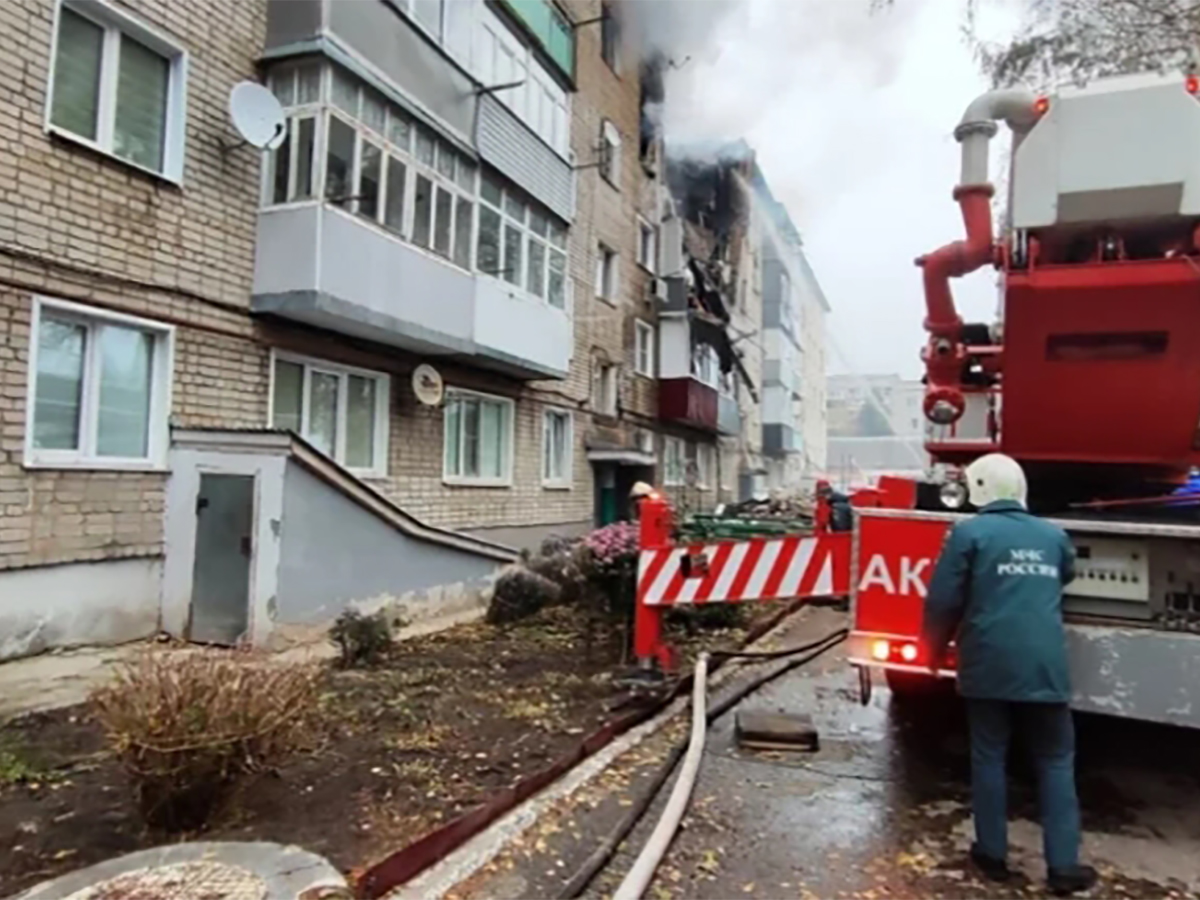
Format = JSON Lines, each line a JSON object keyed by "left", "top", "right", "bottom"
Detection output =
{"left": 916, "top": 88, "right": 1038, "bottom": 426}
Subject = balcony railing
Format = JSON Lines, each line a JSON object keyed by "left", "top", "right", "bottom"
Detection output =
{"left": 660, "top": 377, "right": 719, "bottom": 432}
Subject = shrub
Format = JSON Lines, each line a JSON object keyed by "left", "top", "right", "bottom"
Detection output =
{"left": 525, "top": 537, "right": 588, "bottom": 607}
{"left": 666, "top": 602, "right": 747, "bottom": 635}
{"left": 486, "top": 567, "right": 561, "bottom": 624}
{"left": 90, "top": 652, "right": 321, "bottom": 831}
{"left": 579, "top": 521, "right": 640, "bottom": 620}
{"left": 329, "top": 609, "right": 394, "bottom": 669}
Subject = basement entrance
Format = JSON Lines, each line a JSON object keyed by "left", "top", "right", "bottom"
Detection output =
{"left": 189, "top": 473, "right": 254, "bottom": 645}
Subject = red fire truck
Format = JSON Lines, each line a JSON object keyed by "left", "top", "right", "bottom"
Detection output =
{"left": 635, "top": 71, "right": 1200, "bottom": 730}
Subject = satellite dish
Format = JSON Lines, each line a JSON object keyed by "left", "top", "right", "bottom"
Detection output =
{"left": 228, "top": 81, "right": 286, "bottom": 151}
{"left": 412, "top": 364, "right": 445, "bottom": 406}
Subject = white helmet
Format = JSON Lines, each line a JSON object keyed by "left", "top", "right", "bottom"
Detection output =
{"left": 964, "top": 453, "right": 1028, "bottom": 509}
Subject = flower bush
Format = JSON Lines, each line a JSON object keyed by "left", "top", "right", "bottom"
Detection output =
{"left": 583, "top": 521, "right": 638, "bottom": 576}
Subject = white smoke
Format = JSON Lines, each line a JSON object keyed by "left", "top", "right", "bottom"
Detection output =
{"left": 643, "top": 0, "right": 929, "bottom": 152}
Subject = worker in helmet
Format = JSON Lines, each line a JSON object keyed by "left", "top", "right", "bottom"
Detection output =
{"left": 920, "top": 453, "right": 1096, "bottom": 896}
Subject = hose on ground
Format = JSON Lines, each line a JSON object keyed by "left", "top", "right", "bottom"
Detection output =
{"left": 556, "top": 627, "right": 848, "bottom": 899}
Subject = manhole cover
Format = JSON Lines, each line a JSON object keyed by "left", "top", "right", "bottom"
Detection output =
{"left": 63, "top": 861, "right": 267, "bottom": 900}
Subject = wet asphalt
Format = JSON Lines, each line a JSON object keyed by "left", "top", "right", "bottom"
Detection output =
{"left": 450, "top": 608, "right": 1200, "bottom": 900}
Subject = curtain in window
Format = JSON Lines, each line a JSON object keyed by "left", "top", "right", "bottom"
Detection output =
{"left": 462, "top": 398, "right": 480, "bottom": 476}
{"left": 479, "top": 401, "right": 504, "bottom": 479}
{"left": 325, "top": 117, "right": 355, "bottom": 202}
{"left": 453, "top": 197, "right": 473, "bottom": 269}
{"left": 308, "top": 372, "right": 339, "bottom": 457}
{"left": 358, "top": 142, "right": 382, "bottom": 220}
{"left": 413, "top": 175, "right": 433, "bottom": 248}
{"left": 50, "top": 8, "right": 104, "bottom": 140}
{"left": 272, "top": 360, "right": 303, "bottom": 433}
{"left": 527, "top": 239, "right": 546, "bottom": 298}
{"left": 477, "top": 207, "right": 501, "bottom": 275}
{"left": 33, "top": 317, "right": 86, "bottom": 451}
{"left": 345, "top": 375, "right": 376, "bottom": 470}
{"left": 503, "top": 225, "right": 522, "bottom": 285}
{"left": 114, "top": 35, "right": 170, "bottom": 172}
{"left": 96, "top": 324, "right": 153, "bottom": 458}
{"left": 434, "top": 187, "right": 452, "bottom": 256}
{"left": 548, "top": 249, "right": 566, "bottom": 309}
{"left": 384, "top": 157, "right": 407, "bottom": 233}
{"left": 444, "top": 398, "right": 462, "bottom": 476}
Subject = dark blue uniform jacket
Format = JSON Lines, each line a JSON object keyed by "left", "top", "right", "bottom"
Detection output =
{"left": 920, "top": 499, "right": 1076, "bottom": 703}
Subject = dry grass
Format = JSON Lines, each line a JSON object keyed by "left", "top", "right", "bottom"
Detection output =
{"left": 90, "top": 651, "right": 322, "bottom": 831}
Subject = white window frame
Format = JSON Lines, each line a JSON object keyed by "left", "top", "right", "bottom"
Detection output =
{"left": 592, "top": 361, "right": 618, "bottom": 417}
{"left": 478, "top": 172, "right": 569, "bottom": 309}
{"left": 600, "top": 119, "right": 621, "bottom": 187}
{"left": 541, "top": 407, "right": 573, "bottom": 489}
{"left": 25, "top": 297, "right": 174, "bottom": 471}
{"left": 45, "top": 0, "right": 189, "bottom": 184}
{"left": 263, "top": 63, "right": 477, "bottom": 271}
{"left": 634, "top": 320, "right": 655, "bottom": 378}
{"left": 442, "top": 387, "right": 516, "bottom": 487}
{"left": 595, "top": 243, "right": 618, "bottom": 303}
{"left": 637, "top": 217, "right": 657, "bottom": 273}
{"left": 696, "top": 443, "right": 715, "bottom": 490}
{"left": 663, "top": 436, "right": 685, "bottom": 486}
{"left": 267, "top": 350, "right": 391, "bottom": 479}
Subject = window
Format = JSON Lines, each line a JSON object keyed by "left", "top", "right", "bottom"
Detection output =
{"left": 444, "top": 389, "right": 515, "bottom": 485}
{"left": 595, "top": 244, "right": 618, "bottom": 301}
{"left": 692, "top": 343, "right": 720, "bottom": 388}
{"left": 663, "top": 437, "right": 685, "bottom": 486}
{"left": 266, "top": 64, "right": 477, "bottom": 270}
{"left": 542, "top": 408, "right": 572, "bottom": 487}
{"left": 477, "top": 172, "right": 568, "bottom": 307}
{"left": 27, "top": 298, "right": 173, "bottom": 469}
{"left": 600, "top": 2, "right": 621, "bottom": 72}
{"left": 634, "top": 320, "right": 655, "bottom": 378}
{"left": 637, "top": 218, "right": 657, "bottom": 272}
{"left": 600, "top": 120, "right": 621, "bottom": 185}
{"left": 476, "top": 8, "right": 571, "bottom": 157}
{"left": 696, "top": 444, "right": 715, "bottom": 489}
{"left": 592, "top": 362, "right": 618, "bottom": 417}
{"left": 47, "top": 0, "right": 188, "bottom": 181}
{"left": 270, "top": 353, "right": 390, "bottom": 477}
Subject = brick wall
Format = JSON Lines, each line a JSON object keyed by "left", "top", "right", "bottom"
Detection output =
{"left": 0, "top": 0, "right": 267, "bottom": 571}
{"left": 543, "top": 0, "right": 665, "bottom": 513}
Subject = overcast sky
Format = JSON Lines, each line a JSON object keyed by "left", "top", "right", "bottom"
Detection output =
{"left": 654, "top": 0, "right": 1022, "bottom": 379}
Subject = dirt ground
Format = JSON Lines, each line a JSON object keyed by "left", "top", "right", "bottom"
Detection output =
{"left": 0, "top": 604, "right": 773, "bottom": 897}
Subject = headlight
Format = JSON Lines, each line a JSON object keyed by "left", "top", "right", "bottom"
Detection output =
{"left": 940, "top": 480, "right": 968, "bottom": 510}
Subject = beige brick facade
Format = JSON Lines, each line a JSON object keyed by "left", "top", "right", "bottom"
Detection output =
{"left": 0, "top": 0, "right": 267, "bottom": 572}
{"left": 0, "top": 0, "right": 684, "bottom": 577}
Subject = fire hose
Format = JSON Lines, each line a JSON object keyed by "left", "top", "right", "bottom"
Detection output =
{"left": 557, "top": 627, "right": 849, "bottom": 900}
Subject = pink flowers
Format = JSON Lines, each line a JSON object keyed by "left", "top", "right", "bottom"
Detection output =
{"left": 584, "top": 521, "right": 638, "bottom": 569}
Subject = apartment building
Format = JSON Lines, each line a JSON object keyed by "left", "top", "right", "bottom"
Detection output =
{"left": 0, "top": 0, "right": 686, "bottom": 659}
{"left": 664, "top": 143, "right": 831, "bottom": 503}
{"left": 826, "top": 373, "right": 931, "bottom": 488}
{"left": 756, "top": 179, "right": 829, "bottom": 491}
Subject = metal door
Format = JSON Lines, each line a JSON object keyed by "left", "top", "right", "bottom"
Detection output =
{"left": 189, "top": 473, "right": 254, "bottom": 645}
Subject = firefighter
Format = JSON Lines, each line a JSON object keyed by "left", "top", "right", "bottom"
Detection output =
{"left": 920, "top": 453, "right": 1097, "bottom": 896}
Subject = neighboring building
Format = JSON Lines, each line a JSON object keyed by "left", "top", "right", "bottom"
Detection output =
{"left": 665, "top": 142, "right": 831, "bottom": 503}
{"left": 663, "top": 148, "right": 760, "bottom": 510}
{"left": 828, "top": 374, "right": 925, "bottom": 438}
{"left": 553, "top": 0, "right": 664, "bottom": 531}
{"left": 826, "top": 374, "right": 930, "bottom": 489}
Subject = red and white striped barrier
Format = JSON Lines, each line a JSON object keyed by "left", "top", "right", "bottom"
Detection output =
{"left": 633, "top": 492, "right": 851, "bottom": 674}
{"left": 638, "top": 536, "right": 840, "bottom": 606}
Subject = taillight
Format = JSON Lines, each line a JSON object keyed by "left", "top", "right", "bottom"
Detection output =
{"left": 868, "top": 638, "right": 920, "bottom": 664}
{"left": 1187, "top": 75, "right": 1200, "bottom": 95}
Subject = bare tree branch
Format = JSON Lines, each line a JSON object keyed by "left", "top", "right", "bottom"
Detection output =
{"left": 871, "top": 0, "right": 1200, "bottom": 88}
